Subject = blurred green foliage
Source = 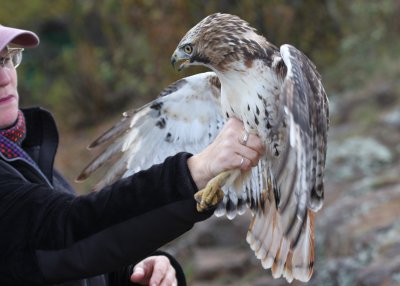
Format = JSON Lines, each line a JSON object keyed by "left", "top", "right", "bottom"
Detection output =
{"left": 1, "top": 0, "right": 398, "bottom": 128}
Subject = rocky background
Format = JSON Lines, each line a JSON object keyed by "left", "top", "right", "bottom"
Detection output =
{"left": 153, "top": 79, "right": 400, "bottom": 286}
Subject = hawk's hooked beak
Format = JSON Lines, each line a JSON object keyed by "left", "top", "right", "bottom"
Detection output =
{"left": 171, "top": 49, "right": 190, "bottom": 72}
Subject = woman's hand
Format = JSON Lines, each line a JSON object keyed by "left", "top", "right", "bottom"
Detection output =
{"left": 130, "top": 255, "right": 177, "bottom": 286}
{"left": 188, "top": 118, "right": 264, "bottom": 190}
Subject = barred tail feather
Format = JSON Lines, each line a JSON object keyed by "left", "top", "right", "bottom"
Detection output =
{"left": 291, "top": 210, "right": 315, "bottom": 282}
{"left": 246, "top": 204, "right": 315, "bottom": 283}
{"left": 272, "top": 236, "right": 291, "bottom": 279}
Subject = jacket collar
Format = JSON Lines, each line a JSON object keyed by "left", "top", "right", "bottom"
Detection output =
{"left": 21, "top": 107, "right": 59, "bottom": 183}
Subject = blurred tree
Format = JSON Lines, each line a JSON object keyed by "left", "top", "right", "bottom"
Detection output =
{"left": 324, "top": 0, "right": 400, "bottom": 91}
{"left": 2, "top": 0, "right": 397, "bottom": 128}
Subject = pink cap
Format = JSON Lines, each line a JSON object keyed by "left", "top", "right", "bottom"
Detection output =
{"left": 0, "top": 24, "right": 39, "bottom": 51}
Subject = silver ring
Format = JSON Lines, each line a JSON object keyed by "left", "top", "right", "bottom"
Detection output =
{"left": 239, "top": 156, "right": 244, "bottom": 167}
{"left": 240, "top": 131, "right": 249, "bottom": 146}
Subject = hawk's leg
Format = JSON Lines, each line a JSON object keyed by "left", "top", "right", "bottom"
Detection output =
{"left": 194, "top": 171, "right": 231, "bottom": 212}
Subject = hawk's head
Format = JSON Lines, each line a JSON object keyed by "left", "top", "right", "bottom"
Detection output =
{"left": 171, "top": 13, "right": 269, "bottom": 72}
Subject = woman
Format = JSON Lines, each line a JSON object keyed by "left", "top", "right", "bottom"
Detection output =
{"left": 0, "top": 24, "right": 264, "bottom": 286}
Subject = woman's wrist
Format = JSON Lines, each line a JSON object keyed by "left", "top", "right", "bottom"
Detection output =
{"left": 187, "top": 154, "right": 210, "bottom": 190}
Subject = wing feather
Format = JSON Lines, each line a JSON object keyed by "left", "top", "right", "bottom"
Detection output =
{"left": 274, "top": 44, "right": 326, "bottom": 279}
{"left": 77, "top": 72, "right": 224, "bottom": 190}
{"left": 87, "top": 115, "right": 132, "bottom": 149}
{"left": 247, "top": 44, "right": 328, "bottom": 282}
{"left": 280, "top": 44, "right": 329, "bottom": 212}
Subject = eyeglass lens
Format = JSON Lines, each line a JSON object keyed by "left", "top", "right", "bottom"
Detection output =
{"left": 0, "top": 48, "right": 24, "bottom": 69}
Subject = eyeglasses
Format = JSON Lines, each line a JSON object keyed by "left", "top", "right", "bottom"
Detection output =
{"left": 0, "top": 48, "right": 24, "bottom": 69}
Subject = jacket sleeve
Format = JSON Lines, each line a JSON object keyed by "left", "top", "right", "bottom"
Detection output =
{"left": 0, "top": 152, "right": 213, "bottom": 285}
{"left": 37, "top": 198, "right": 210, "bottom": 284}
{"left": 64, "top": 152, "right": 204, "bottom": 242}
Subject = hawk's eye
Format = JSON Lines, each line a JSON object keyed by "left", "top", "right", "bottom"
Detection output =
{"left": 183, "top": 44, "right": 193, "bottom": 55}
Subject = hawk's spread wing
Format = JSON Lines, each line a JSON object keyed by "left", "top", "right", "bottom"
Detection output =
{"left": 77, "top": 72, "right": 224, "bottom": 191}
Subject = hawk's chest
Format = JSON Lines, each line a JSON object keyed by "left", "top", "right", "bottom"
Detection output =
{"left": 219, "top": 64, "right": 281, "bottom": 140}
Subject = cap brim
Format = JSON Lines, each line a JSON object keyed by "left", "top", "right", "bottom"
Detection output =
{"left": 0, "top": 25, "right": 40, "bottom": 51}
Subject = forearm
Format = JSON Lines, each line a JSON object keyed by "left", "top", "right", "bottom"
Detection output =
{"left": 66, "top": 152, "right": 198, "bottom": 241}
{"left": 37, "top": 199, "right": 211, "bottom": 284}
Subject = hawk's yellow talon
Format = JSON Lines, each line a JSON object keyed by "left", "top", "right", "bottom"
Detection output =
{"left": 194, "top": 171, "right": 230, "bottom": 212}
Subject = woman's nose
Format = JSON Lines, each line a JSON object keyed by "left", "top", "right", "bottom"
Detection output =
{"left": 0, "top": 67, "right": 11, "bottom": 86}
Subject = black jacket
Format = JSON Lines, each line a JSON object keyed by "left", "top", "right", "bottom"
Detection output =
{"left": 0, "top": 107, "right": 212, "bottom": 286}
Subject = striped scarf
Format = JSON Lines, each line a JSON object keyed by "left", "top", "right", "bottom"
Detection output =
{"left": 0, "top": 110, "right": 36, "bottom": 165}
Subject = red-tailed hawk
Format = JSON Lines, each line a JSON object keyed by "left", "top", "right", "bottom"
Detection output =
{"left": 78, "top": 13, "right": 329, "bottom": 283}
